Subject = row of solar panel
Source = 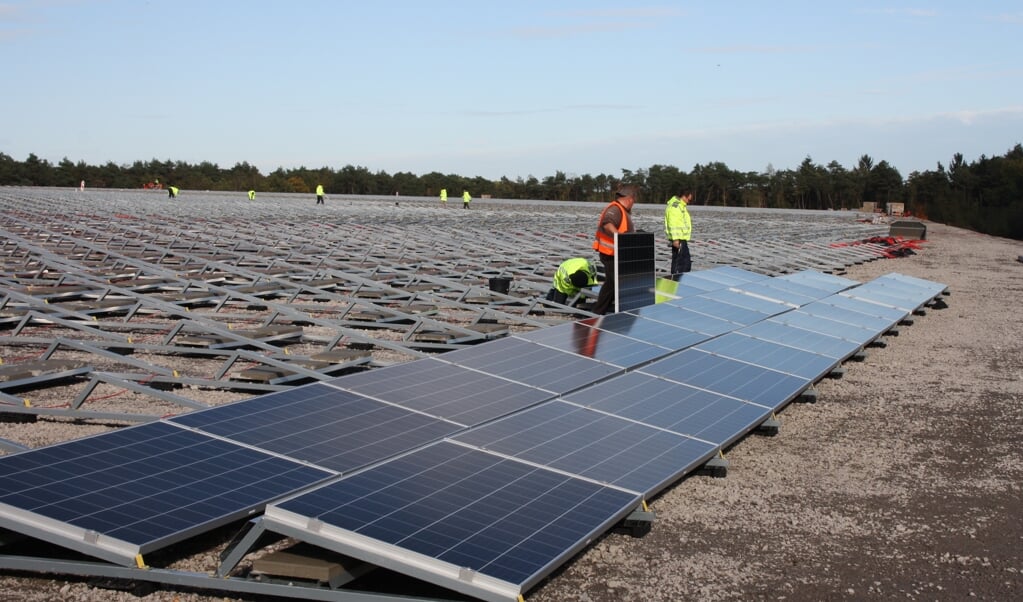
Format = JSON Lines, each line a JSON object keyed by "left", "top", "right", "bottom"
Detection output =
{"left": 0, "top": 268, "right": 946, "bottom": 601}
{"left": 263, "top": 271, "right": 946, "bottom": 600}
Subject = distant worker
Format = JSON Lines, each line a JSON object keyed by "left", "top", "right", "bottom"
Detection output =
{"left": 248, "top": 189, "right": 256, "bottom": 200}
{"left": 545, "top": 257, "right": 598, "bottom": 305}
{"left": 79, "top": 180, "right": 85, "bottom": 192}
{"left": 462, "top": 190, "right": 471, "bottom": 209}
{"left": 440, "top": 188, "right": 447, "bottom": 203}
{"left": 315, "top": 184, "right": 325, "bottom": 204}
{"left": 168, "top": 185, "right": 179, "bottom": 199}
{"left": 592, "top": 185, "right": 636, "bottom": 315}
{"left": 664, "top": 190, "right": 693, "bottom": 280}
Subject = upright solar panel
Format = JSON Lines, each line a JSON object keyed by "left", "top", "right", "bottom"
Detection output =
{"left": 437, "top": 336, "right": 621, "bottom": 394}
{"left": 615, "top": 232, "right": 656, "bottom": 312}
{"left": 639, "top": 348, "right": 811, "bottom": 410}
{"left": 264, "top": 441, "right": 640, "bottom": 602}
{"left": 326, "top": 358, "right": 554, "bottom": 427}
{"left": 451, "top": 400, "right": 717, "bottom": 496}
{"left": 0, "top": 421, "right": 333, "bottom": 565}
{"left": 561, "top": 372, "right": 773, "bottom": 447}
{"left": 169, "top": 383, "right": 463, "bottom": 472}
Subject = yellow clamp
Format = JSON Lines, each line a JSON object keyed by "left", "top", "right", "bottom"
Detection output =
{"left": 135, "top": 554, "right": 149, "bottom": 569}
{"left": 23, "top": 399, "right": 32, "bottom": 408}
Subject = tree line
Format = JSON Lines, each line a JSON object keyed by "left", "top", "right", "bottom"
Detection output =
{"left": 1, "top": 145, "right": 1020, "bottom": 240}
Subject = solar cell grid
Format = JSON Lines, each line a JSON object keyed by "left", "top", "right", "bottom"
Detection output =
{"left": 770, "top": 310, "right": 879, "bottom": 345}
{"left": 267, "top": 441, "right": 640, "bottom": 600}
{"left": 327, "top": 358, "right": 554, "bottom": 427}
{"left": 169, "top": 383, "right": 462, "bottom": 472}
{"left": 452, "top": 400, "right": 717, "bottom": 496}
{"left": 639, "top": 348, "right": 811, "bottom": 409}
{"left": 0, "top": 421, "right": 332, "bottom": 558}
{"left": 740, "top": 320, "right": 862, "bottom": 359}
{"left": 696, "top": 332, "right": 840, "bottom": 380}
{"left": 561, "top": 372, "right": 773, "bottom": 445}
{"left": 672, "top": 294, "right": 772, "bottom": 326}
{"left": 513, "top": 321, "right": 669, "bottom": 369}
{"left": 578, "top": 312, "right": 710, "bottom": 351}
{"left": 437, "top": 336, "right": 622, "bottom": 394}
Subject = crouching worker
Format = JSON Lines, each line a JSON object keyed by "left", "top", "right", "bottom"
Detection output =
{"left": 545, "top": 257, "right": 598, "bottom": 305}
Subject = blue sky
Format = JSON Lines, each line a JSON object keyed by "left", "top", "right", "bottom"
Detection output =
{"left": 2, "top": 1, "right": 1021, "bottom": 180}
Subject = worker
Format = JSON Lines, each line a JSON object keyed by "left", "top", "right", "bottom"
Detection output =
{"left": 592, "top": 185, "right": 636, "bottom": 314}
{"left": 462, "top": 190, "right": 471, "bottom": 208}
{"left": 247, "top": 189, "right": 256, "bottom": 200}
{"left": 545, "top": 257, "right": 598, "bottom": 305}
{"left": 315, "top": 184, "right": 325, "bottom": 204}
{"left": 440, "top": 188, "right": 447, "bottom": 203}
{"left": 168, "top": 185, "right": 179, "bottom": 198}
{"left": 664, "top": 191, "right": 693, "bottom": 280}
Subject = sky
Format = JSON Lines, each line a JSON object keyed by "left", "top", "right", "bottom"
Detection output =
{"left": 2, "top": 1, "right": 1022, "bottom": 181}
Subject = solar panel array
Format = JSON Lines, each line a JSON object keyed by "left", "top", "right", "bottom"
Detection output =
{"left": 0, "top": 267, "right": 947, "bottom": 601}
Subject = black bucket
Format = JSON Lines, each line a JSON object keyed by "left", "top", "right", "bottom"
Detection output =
{"left": 488, "top": 277, "right": 512, "bottom": 294}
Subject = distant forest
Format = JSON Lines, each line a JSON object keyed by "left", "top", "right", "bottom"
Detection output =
{"left": 2, "top": 144, "right": 1021, "bottom": 241}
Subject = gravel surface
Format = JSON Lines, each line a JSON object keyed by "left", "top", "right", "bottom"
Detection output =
{"left": 2, "top": 220, "right": 1021, "bottom": 602}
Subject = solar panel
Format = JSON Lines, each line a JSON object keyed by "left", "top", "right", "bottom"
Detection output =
{"left": 326, "top": 358, "right": 554, "bottom": 427}
{"left": 627, "top": 304, "right": 739, "bottom": 336}
{"left": 696, "top": 332, "right": 840, "bottom": 380}
{"left": 437, "top": 336, "right": 622, "bottom": 394}
{"left": 817, "top": 293, "right": 908, "bottom": 323}
{"left": 615, "top": 232, "right": 656, "bottom": 312}
{"left": 169, "top": 383, "right": 462, "bottom": 472}
{"left": 562, "top": 372, "right": 774, "bottom": 447}
{"left": 739, "top": 320, "right": 863, "bottom": 360}
{"left": 775, "top": 270, "right": 858, "bottom": 294}
{"left": 769, "top": 310, "right": 879, "bottom": 345}
{"left": 264, "top": 441, "right": 640, "bottom": 602}
{"left": 578, "top": 312, "right": 711, "bottom": 352}
{"left": 802, "top": 299, "right": 900, "bottom": 332}
{"left": 690, "top": 266, "right": 770, "bottom": 287}
{"left": 513, "top": 321, "right": 669, "bottom": 369}
{"left": 669, "top": 294, "right": 772, "bottom": 326}
{"left": 451, "top": 400, "right": 717, "bottom": 496}
{"left": 639, "top": 349, "right": 810, "bottom": 410}
{"left": 684, "top": 287, "right": 792, "bottom": 317}
{"left": 728, "top": 279, "right": 817, "bottom": 306}
{"left": 0, "top": 421, "right": 332, "bottom": 564}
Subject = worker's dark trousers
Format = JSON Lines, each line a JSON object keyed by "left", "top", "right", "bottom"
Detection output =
{"left": 670, "top": 241, "right": 691, "bottom": 280}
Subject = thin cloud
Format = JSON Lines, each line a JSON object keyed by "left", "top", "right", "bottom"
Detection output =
{"left": 858, "top": 8, "right": 939, "bottom": 18}
{"left": 462, "top": 104, "right": 637, "bottom": 117}
{"left": 990, "top": 12, "right": 1023, "bottom": 24}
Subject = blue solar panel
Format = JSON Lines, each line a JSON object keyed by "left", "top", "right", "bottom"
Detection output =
{"left": 775, "top": 270, "right": 857, "bottom": 294}
{"left": 562, "top": 372, "right": 773, "bottom": 446}
{"left": 266, "top": 441, "right": 640, "bottom": 601}
{"left": 0, "top": 421, "right": 332, "bottom": 559}
{"left": 452, "top": 400, "right": 716, "bottom": 496}
{"left": 169, "top": 383, "right": 461, "bottom": 472}
{"left": 802, "top": 299, "right": 899, "bottom": 332}
{"left": 730, "top": 280, "right": 817, "bottom": 306}
{"left": 740, "top": 320, "right": 863, "bottom": 360}
{"left": 685, "top": 288, "right": 792, "bottom": 317}
{"left": 513, "top": 321, "right": 669, "bottom": 369}
{"left": 671, "top": 294, "right": 772, "bottom": 326}
{"left": 327, "top": 358, "right": 554, "bottom": 427}
{"left": 696, "top": 332, "right": 839, "bottom": 380}
{"left": 578, "top": 312, "right": 710, "bottom": 352}
{"left": 437, "top": 336, "right": 621, "bottom": 394}
{"left": 639, "top": 349, "right": 810, "bottom": 410}
{"left": 816, "top": 293, "right": 907, "bottom": 322}
{"left": 769, "top": 310, "right": 879, "bottom": 345}
{"left": 691, "top": 266, "right": 770, "bottom": 287}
